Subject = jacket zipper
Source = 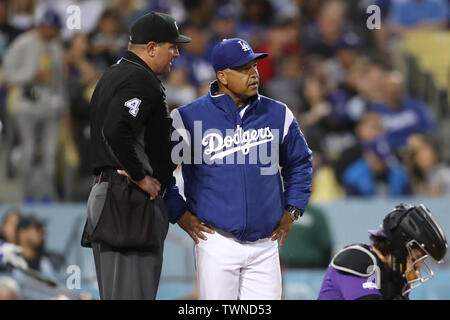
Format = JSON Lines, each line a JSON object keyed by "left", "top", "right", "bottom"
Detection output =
{"left": 236, "top": 110, "right": 248, "bottom": 240}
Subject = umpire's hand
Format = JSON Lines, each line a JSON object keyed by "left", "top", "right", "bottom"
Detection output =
{"left": 177, "top": 211, "right": 215, "bottom": 244}
{"left": 270, "top": 210, "right": 295, "bottom": 246}
{"left": 117, "top": 170, "right": 161, "bottom": 200}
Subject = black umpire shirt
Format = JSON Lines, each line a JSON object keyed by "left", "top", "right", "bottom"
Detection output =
{"left": 90, "top": 51, "right": 173, "bottom": 188}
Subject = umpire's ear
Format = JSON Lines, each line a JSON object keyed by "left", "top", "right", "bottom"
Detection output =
{"left": 146, "top": 41, "right": 159, "bottom": 58}
{"left": 216, "top": 70, "right": 228, "bottom": 86}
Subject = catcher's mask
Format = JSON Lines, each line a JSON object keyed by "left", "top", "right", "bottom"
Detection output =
{"left": 381, "top": 203, "right": 447, "bottom": 295}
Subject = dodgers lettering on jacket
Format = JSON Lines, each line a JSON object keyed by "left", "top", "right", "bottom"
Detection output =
{"left": 164, "top": 81, "right": 313, "bottom": 242}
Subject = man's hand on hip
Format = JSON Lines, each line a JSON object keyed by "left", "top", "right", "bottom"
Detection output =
{"left": 117, "top": 170, "right": 161, "bottom": 200}
{"left": 178, "top": 210, "right": 215, "bottom": 244}
{"left": 270, "top": 210, "right": 295, "bottom": 246}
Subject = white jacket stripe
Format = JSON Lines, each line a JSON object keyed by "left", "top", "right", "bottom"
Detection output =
{"left": 282, "top": 105, "right": 294, "bottom": 143}
{"left": 171, "top": 108, "right": 191, "bottom": 147}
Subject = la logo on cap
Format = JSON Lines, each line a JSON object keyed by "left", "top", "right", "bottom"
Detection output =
{"left": 238, "top": 40, "right": 250, "bottom": 52}
{"left": 174, "top": 21, "right": 179, "bottom": 31}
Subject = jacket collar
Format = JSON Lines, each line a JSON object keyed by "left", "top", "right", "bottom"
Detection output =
{"left": 208, "top": 80, "right": 260, "bottom": 116}
{"left": 120, "top": 51, "right": 161, "bottom": 85}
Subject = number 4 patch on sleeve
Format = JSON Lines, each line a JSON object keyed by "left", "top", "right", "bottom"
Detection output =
{"left": 124, "top": 98, "right": 142, "bottom": 117}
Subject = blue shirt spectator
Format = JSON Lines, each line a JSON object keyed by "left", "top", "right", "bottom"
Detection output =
{"left": 342, "top": 137, "right": 411, "bottom": 196}
{"left": 173, "top": 24, "right": 215, "bottom": 88}
{"left": 205, "top": 5, "right": 239, "bottom": 63}
{"left": 302, "top": 0, "right": 348, "bottom": 58}
{"left": 369, "top": 97, "right": 435, "bottom": 149}
{"left": 389, "top": 0, "right": 449, "bottom": 27}
{"left": 368, "top": 71, "right": 435, "bottom": 150}
{"left": 327, "top": 83, "right": 367, "bottom": 129}
{"left": 374, "top": 0, "right": 393, "bottom": 16}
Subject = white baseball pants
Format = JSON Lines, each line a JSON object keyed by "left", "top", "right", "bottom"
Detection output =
{"left": 194, "top": 229, "right": 282, "bottom": 300}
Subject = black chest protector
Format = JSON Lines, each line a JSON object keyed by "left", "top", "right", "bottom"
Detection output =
{"left": 331, "top": 244, "right": 408, "bottom": 300}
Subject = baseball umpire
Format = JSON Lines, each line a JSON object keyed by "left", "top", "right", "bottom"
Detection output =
{"left": 80, "top": 12, "right": 191, "bottom": 300}
{"left": 318, "top": 203, "right": 447, "bottom": 300}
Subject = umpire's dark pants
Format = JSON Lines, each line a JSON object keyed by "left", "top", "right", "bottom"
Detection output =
{"left": 84, "top": 173, "right": 168, "bottom": 300}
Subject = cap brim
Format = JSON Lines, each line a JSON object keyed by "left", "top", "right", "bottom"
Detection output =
{"left": 228, "top": 52, "right": 269, "bottom": 69}
{"left": 173, "top": 34, "right": 192, "bottom": 43}
{"left": 368, "top": 229, "right": 387, "bottom": 238}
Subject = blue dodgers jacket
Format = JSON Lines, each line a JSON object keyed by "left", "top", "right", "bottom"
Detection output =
{"left": 164, "top": 81, "right": 313, "bottom": 242}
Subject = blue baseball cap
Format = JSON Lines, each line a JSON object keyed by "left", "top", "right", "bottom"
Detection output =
{"left": 363, "top": 137, "right": 399, "bottom": 168}
{"left": 36, "top": 9, "right": 62, "bottom": 30}
{"left": 336, "top": 31, "right": 361, "bottom": 51}
{"left": 211, "top": 38, "right": 268, "bottom": 72}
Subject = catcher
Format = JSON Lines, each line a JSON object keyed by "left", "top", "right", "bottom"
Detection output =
{"left": 318, "top": 203, "right": 447, "bottom": 300}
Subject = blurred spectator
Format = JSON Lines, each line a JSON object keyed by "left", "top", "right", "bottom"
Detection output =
{"left": 326, "top": 58, "right": 368, "bottom": 131}
{"left": 0, "top": 276, "right": 20, "bottom": 300}
{"left": 89, "top": 8, "right": 129, "bottom": 70}
{"left": 308, "top": 55, "right": 337, "bottom": 95}
{"left": 357, "top": 61, "right": 386, "bottom": 104}
{"left": 298, "top": 74, "right": 332, "bottom": 157}
{"left": 368, "top": 71, "right": 436, "bottom": 151}
{"left": 8, "top": 0, "right": 36, "bottom": 33}
{"left": 109, "top": 0, "right": 143, "bottom": 30}
{"left": 265, "top": 53, "right": 304, "bottom": 116}
{"left": 374, "top": 0, "right": 449, "bottom": 68}
{"left": 296, "top": 0, "right": 325, "bottom": 24}
{"left": 279, "top": 205, "right": 333, "bottom": 269}
{"left": 404, "top": 134, "right": 450, "bottom": 196}
{"left": 130, "top": 0, "right": 187, "bottom": 28}
{"left": 300, "top": 60, "right": 363, "bottom": 165}
{"left": 389, "top": 0, "right": 448, "bottom": 34}
{"left": 182, "top": 0, "right": 216, "bottom": 29}
{"left": 65, "top": 33, "right": 99, "bottom": 91}
{"left": 3, "top": 9, "right": 66, "bottom": 203}
{"left": 47, "top": 0, "right": 106, "bottom": 41}
{"left": 64, "top": 33, "right": 100, "bottom": 199}
{"left": 373, "top": 0, "right": 393, "bottom": 17}
{"left": 302, "top": 0, "right": 348, "bottom": 58}
{"left": 327, "top": 31, "right": 362, "bottom": 85}
{"left": 174, "top": 24, "right": 215, "bottom": 95}
{"left": 164, "top": 66, "right": 197, "bottom": 110}
{"left": 206, "top": 4, "right": 238, "bottom": 56}
{"left": 0, "top": 0, "right": 21, "bottom": 153}
{"left": 341, "top": 112, "right": 411, "bottom": 196}
{"left": 15, "top": 215, "right": 63, "bottom": 275}
{"left": 255, "top": 17, "right": 303, "bottom": 85}
{"left": 334, "top": 112, "right": 382, "bottom": 183}
{"left": 268, "top": 0, "right": 301, "bottom": 20}
{"left": 300, "top": 75, "right": 331, "bottom": 128}
{"left": 237, "top": 0, "right": 274, "bottom": 46}
{"left": 0, "top": 208, "right": 21, "bottom": 244}
{"left": 0, "top": 0, "right": 21, "bottom": 63}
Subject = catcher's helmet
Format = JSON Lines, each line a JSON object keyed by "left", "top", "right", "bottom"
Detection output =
{"left": 382, "top": 203, "right": 447, "bottom": 295}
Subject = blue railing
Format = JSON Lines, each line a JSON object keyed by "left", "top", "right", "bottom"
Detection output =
{"left": 1, "top": 197, "right": 449, "bottom": 299}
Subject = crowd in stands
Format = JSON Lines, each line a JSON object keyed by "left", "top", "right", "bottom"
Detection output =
{"left": 0, "top": 207, "right": 93, "bottom": 300}
{"left": 0, "top": 0, "right": 449, "bottom": 204}
{"left": 0, "top": 208, "right": 63, "bottom": 275}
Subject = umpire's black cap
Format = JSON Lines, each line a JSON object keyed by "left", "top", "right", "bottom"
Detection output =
{"left": 130, "top": 11, "right": 191, "bottom": 44}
